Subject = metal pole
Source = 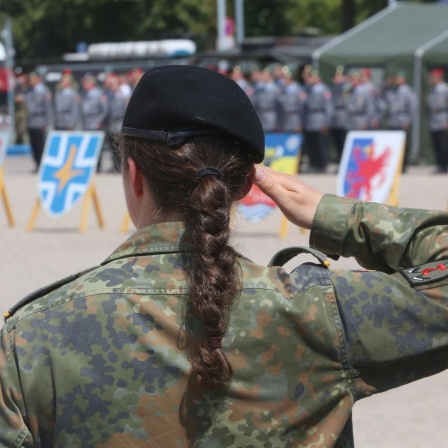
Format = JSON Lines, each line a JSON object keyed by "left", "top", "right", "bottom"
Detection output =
{"left": 235, "top": 0, "right": 245, "bottom": 45}
{"left": 3, "top": 16, "right": 14, "bottom": 142}
{"left": 412, "top": 29, "right": 448, "bottom": 161}
{"left": 411, "top": 55, "right": 421, "bottom": 163}
{"left": 217, "top": 0, "right": 226, "bottom": 52}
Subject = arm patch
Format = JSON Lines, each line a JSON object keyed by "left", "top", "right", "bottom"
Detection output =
{"left": 399, "top": 260, "right": 448, "bottom": 286}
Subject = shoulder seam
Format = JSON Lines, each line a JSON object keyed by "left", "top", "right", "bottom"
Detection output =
{"left": 4, "top": 265, "right": 99, "bottom": 325}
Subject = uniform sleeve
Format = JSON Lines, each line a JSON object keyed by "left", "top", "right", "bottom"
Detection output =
{"left": 310, "top": 195, "right": 448, "bottom": 399}
{"left": 0, "top": 327, "right": 33, "bottom": 447}
{"left": 310, "top": 194, "right": 448, "bottom": 272}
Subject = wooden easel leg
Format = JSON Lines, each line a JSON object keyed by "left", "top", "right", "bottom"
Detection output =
{"left": 279, "top": 215, "right": 288, "bottom": 239}
{"left": 120, "top": 212, "right": 131, "bottom": 233}
{"left": 80, "top": 185, "right": 92, "bottom": 233}
{"left": 80, "top": 182, "right": 105, "bottom": 233}
{"left": 91, "top": 184, "right": 105, "bottom": 229}
{"left": 26, "top": 199, "right": 41, "bottom": 232}
{"left": 0, "top": 171, "right": 15, "bottom": 227}
{"left": 388, "top": 169, "right": 401, "bottom": 207}
{"left": 388, "top": 138, "right": 406, "bottom": 207}
{"left": 1, "top": 186, "right": 15, "bottom": 227}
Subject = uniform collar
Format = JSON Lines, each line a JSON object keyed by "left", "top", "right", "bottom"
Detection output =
{"left": 103, "top": 221, "right": 186, "bottom": 264}
{"left": 102, "top": 220, "right": 252, "bottom": 265}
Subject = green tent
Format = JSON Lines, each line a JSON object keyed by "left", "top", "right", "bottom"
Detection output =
{"left": 313, "top": 2, "right": 448, "bottom": 161}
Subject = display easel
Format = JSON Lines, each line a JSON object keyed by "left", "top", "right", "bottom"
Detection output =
{"left": 27, "top": 181, "right": 105, "bottom": 233}
{"left": 386, "top": 140, "right": 406, "bottom": 207}
{"left": 120, "top": 212, "right": 131, "bottom": 233}
{"left": 0, "top": 167, "right": 14, "bottom": 227}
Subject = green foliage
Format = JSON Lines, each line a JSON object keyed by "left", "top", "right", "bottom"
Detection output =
{"left": 356, "top": 0, "right": 388, "bottom": 22}
{"left": 4, "top": 0, "right": 216, "bottom": 63}
{"left": 0, "top": 0, "right": 436, "bottom": 64}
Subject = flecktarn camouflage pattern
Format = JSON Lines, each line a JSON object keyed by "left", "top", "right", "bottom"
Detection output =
{"left": 1, "top": 195, "right": 448, "bottom": 447}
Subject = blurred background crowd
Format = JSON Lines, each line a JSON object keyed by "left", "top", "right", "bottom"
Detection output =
{"left": 0, "top": 1, "right": 446, "bottom": 177}
{"left": 13, "top": 68, "right": 144, "bottom": 173}
{"left": 11, "top": 62, "right": 448, "bottom": 175}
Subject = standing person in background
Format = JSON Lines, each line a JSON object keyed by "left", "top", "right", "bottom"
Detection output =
{"left": 229, "top": 66, "right": 254, "bottom": 102}
{"left": 128, "top": 68, "right": 144, "bottom": 92}
{"left": 102, "top": 72, "right": 116, "bottom": 104}
{"left": 118, "top": 74, "right": 132, "bottom": 99}
{"left": 386, "top": 72, "right": 417, "bottom": 173}
{"left": 273, "top": 63, "right": 287, "bottom": 90}
{"left": 252, "top": 68, "right": 281, "bottom": 132}
{"left": 278, "top": 68, "right": 306, "bottom": 134}
{"left": 300, "top": 64, "right": 312, "bottom": 85}
{"left": 360, "top": 68, "right": 385, "bottom": 129}
{"left": 14, "top": 73, "right": 28, "bottom": 145}
{"left": 100, "top": 72, "right": 117, "bottom": 171}
{"left": 303, "top": 69, "right": 333, "bottom": 173}
{"left": 0, "top": 68, "right": 8, "bottom": 115}
{"left": 346, "top": 71, "right": 375, "bottom": 132}
{"left": 80, "top": 74, "right": 107, "bottom": 132}
{"left": 272, "top": 64, "right": 287, "bottom": 129}
{"left": 427, "top": 68, "right": 448, "bottom": 174}
{"left": 25, "top": 72, "right": 52, "bottom": 171}
{"left": 330, "top": 66, "right": 349, "bottom": 164}
{"left": 382, "top": 73, "right": 397, "bottom": 104}
{"left": 80, "top": 74, "right": 107, "bottom": 171}
{"left": 53, "top": 74, "right": 79, "bottom": 131}
{"left": 249, "top": 67, "right": 263, "bottom": 99}
{"left": 106, "top": 74, "right": 129, "bottom": 172}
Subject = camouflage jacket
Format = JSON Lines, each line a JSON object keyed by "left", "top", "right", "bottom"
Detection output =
{"left": 2, "top": 195, "right": 448, "bottom": 447}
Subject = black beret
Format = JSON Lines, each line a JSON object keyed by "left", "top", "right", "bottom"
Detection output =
{"left": 121, "top": 65, "right": 265, "bottom": 163}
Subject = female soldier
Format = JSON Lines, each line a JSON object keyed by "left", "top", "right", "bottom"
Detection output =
{"left": 1, "top": 65, "right": 448, "bottom": 447}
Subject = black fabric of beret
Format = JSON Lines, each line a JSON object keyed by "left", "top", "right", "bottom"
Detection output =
{"left": 121, "top": 65, "right": 265, "bottom": 163}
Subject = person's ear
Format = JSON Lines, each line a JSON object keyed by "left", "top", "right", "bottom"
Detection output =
{"left": 237, "top": 166, "right": 255, "bottom": 200}
{"left": 127, "top": 157, "right": 144, "bottom": 198}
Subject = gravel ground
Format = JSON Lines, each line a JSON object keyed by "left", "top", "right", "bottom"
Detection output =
{"left": 1, "top": 154, "right": 447, "bottom": 447}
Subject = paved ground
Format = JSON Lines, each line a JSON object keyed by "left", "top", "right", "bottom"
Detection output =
{"left": 1, "top": 155, "right": 448, "bottom": 446}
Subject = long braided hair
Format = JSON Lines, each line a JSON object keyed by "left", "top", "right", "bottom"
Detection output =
{"left": 119, "top": 135, "right": 255, "bottom": 388}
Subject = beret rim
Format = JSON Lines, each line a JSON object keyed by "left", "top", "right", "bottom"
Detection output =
{"left": 122, "top": 65, "right": 265, "bottom": 163}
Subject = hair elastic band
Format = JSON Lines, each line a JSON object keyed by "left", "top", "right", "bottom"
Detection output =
{"left": 195, "top": 167, "right": 223, "bottom": 182}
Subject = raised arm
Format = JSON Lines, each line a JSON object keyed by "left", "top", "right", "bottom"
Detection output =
{"left": 256, "top": 165, "right": 448, "bottom": 398}
{"left": 255, "top": 165, "right": 448, "bottom": 271}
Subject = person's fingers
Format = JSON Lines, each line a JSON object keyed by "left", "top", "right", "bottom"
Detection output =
{"left": 254, "top": 165, "right": 324, "bottom": 229}
{"left": 254, "top": 165, "right": 300, "bottom": 198}
{"left": 254, "top": 165, "right": 284, "bottom": 198}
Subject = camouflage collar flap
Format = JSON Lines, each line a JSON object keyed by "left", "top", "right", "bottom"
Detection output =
{"left": 104, "top": 221, "right": 185, "bottom": 264}
{"left": 400, "top": 260, "right": 448, "bottom": 286}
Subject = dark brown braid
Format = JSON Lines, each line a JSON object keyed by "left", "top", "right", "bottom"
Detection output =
{"left": 119, "top": 135, "right": 254, "bottom": 388}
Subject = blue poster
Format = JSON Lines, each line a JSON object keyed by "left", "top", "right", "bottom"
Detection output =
{"left": 239, "top": 133, "right": 302, "bottom": 222}
{"left": 38, "top": 131, "right": 104, "bottom": 217}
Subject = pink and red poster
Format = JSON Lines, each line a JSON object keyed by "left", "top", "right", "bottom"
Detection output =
{"left": 337, "top": 131, "right": 405, "bottom": 203}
